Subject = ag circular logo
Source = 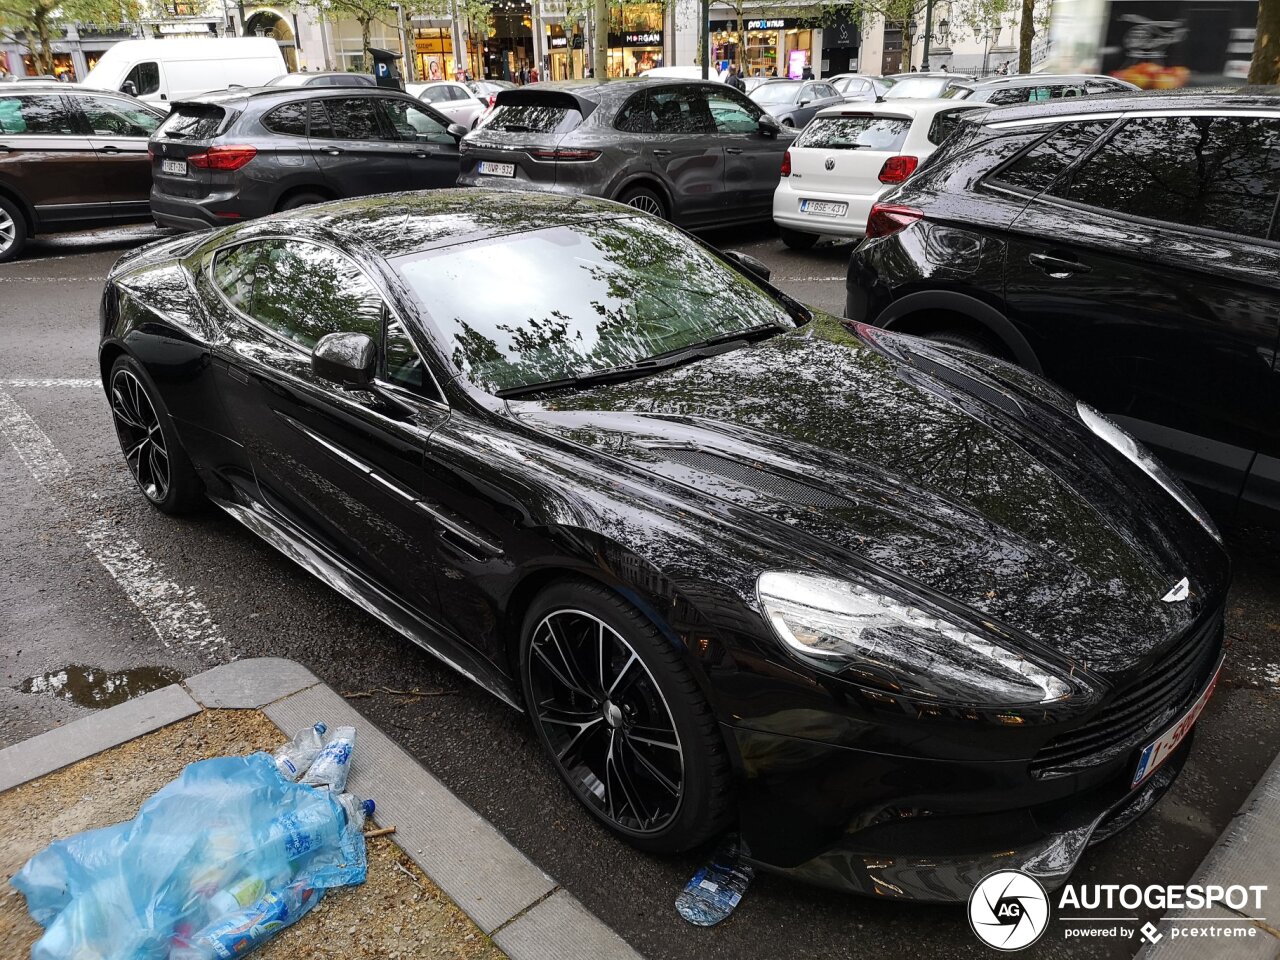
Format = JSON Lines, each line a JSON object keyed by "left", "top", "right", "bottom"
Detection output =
{"left": 968, "top": 870, "right": 1050, "bottom": 951}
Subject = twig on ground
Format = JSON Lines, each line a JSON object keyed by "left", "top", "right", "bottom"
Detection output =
{"left": 365, "top": 825, "right": 397, "bottom": 838}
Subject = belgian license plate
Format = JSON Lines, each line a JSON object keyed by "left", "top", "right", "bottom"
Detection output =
{"left": 478, "top": 161, "right": 515, "bottom": 177}
{"left": 800, "top": 199, "right": 847, "bottom": 217}
{"left": 161, "top": 159, "right": 187, "bottom": 176}
{"left": 1131, "top": 657, "right": 1222, "bottom": 787}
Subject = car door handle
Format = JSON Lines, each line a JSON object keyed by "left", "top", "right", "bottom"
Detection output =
{"left": 726, "top": 147, "right": 744, "bottom": 154}
{"left": 413, "top": 151, "right": 429, "bottom": 158}
{"left": 1028, "top": 252, "right": 1092, "bottom": 278}
{"left": 0, "top": 144, "right": 10, "bottom": 153}
{"left": 652, "top": 148, "right": 672, "bottom": 156}
{"left": 325, "top": 147, "right": 343, "bottom": 156}
{"left": 100, "top": 145, "right": 121, "bottom": 154}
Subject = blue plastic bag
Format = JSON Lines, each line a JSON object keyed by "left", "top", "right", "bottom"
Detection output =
{"left": 12, "top": 752, "right": 367, "bottom": 960}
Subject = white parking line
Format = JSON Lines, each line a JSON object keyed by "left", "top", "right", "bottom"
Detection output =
{"left": 0, "top": 387, "right": 226, "bottom": 653}
{"left": 2, "top": 378, "right": 99, "bottom": 389}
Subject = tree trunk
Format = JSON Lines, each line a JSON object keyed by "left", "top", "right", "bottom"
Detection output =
{"left": 1249, "top": 0, "right": 1280, "bottom": 84}
{"left": 1018, "top": 0, "right": 1034, "bottom": 73}
{"left": 360, "top": 16, "right": 371, "bottom": 72}
{"left": 592, "top": 0, "right": 607, "bottom": 76}
{"left": 32, "top": 7, "right": 55, "bottom": 76}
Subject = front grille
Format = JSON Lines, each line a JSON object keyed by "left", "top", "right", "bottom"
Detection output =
{"left": 662, "top": 448, "right": 847, "bottom": 509}
{"left": 1030, "top": 613, "right": 1221, "bottom": 777}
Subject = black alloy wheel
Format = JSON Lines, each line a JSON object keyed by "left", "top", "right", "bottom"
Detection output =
{"left": 520, "top": 580, "right": 731, "bottom": 853}
{"left": 109, "top": 356, "right": 203, "bottom": 514}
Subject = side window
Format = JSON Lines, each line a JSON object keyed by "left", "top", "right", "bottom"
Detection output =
{"left": 250, "top": 239, "right": 384, "bottom": 349}
{"left": 647, "top": 86, "right": 713, "bottom": 135}
{"left": 986, "top": 87, "right": 1030, "bottom": 106}
{"left": 123, "top": 61, "right": 160, "bottom": 96}
{"left": 706, "top": 89, "right": 760, "bottom": 134}
{"left": 614, "top": 92, "right": 652, "bottom": 133}
{"left": 927, "top": 108, "right": 970, "bottom": 147}
{"left": 447, "top": 85, "right": 471, "bottom": 101}
{"left": 991, "top": 120, "right": 1112, "bottom": 194}
{"left": 381, "top": 99, "right": 452, "bottom": 143}
{"left": 308, "top": 101, "right": 333, "bottom": 138}
{"left": 0, "top": 95, "right": 74, "bottom": 135}
{"left": 1054, "top": 115, "right": 1280, "bottom": 240}
{"left": 263, "top": 101, "right": 308, "bottom": 136}
{"left": 816, "top": 84, "right": 839, "bottom": 100}
{"left": 420, "top": 86, "right": 450, "bottom": 103}
{"left": 384, "top": 315, "right": 437, "bottom": 397}
{"left": 325, "top": 97, "right": 384, "bottom": 140}
{"left": 210, "top": 243, "right": 261, "bottom": 316}
{"left": 77, "top": 95, "right": 161, "bottom": 137}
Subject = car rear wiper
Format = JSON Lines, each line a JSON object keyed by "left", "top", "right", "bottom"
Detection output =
{"left": 496, "top": 323, "right": 788, "bottom": 399}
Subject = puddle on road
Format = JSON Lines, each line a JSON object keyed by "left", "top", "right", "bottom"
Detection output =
{"left": 20, "top": 664, "right": 182, "bottom": 709}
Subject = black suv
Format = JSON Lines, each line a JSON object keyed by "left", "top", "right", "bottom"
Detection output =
{"left": 149, "top": 86, "right": 465, "bottom": 230}
{"left": 944, "top": 73, "right": 1138, "bottom": 105}
{"left": 846, "top": 92, "right": 1280, "bottom": 525}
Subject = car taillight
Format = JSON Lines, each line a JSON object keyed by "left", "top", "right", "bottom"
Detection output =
{"left": 187, "top": 145, "right": 258, "bottom": 171}
{"left": 878, "top": 155, "right": 919, "bottom": 184}
{"left": 529, "top": 147, "right": 601, "bottom": 161}
{"left": 865, "top": 203, "right": 923, "bottom": 239}
{"left": 781, "top": 149, "right": 791, "bottom": 177}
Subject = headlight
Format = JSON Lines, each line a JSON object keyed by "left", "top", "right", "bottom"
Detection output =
{"left": 1076, "top": 402, "right": 1222, "bottom": 545}
{"left": 757, "top": 572, "right": 1072, "bottom": 706}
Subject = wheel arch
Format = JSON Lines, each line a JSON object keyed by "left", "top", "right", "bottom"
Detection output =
{"left": 877, "top": 290, "right": 1042, "bottom": 374}
{"left": 273, "top": 182, "right": 337, "bottom": 212}
{"left": 610, "top": 174, "right": 674, "bottom": 218}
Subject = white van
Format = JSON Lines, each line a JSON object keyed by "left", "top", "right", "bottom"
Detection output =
{"left": 82, "top": 38, "right": 287, "bottom": 108}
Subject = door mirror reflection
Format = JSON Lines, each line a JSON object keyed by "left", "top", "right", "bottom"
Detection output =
{"left": 312, "top": 331, "right": 376, "bottom": 387}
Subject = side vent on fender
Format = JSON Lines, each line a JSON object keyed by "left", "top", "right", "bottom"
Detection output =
{"left": 662, "top": 448, "right": 848, "bottom": 509}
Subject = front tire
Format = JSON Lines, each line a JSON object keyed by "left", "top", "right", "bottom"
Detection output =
{"left": 519, "top": 579, "right": 732, "bottom": 854}
{"left": 108, "top": 355, "right": 204, "bottom": 515}
{"left": 0, "top": 195, "right": 28, "bottom": 263}
{"left": 277, "top": 191, "right": 327, "bottom": 212}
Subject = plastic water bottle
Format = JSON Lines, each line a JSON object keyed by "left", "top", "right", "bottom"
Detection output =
{"left": 171, "top": 882, "right": 320, "bottom": 959}
{"left": 675, "top": 834, "right": 754, "bottom": 927}
{"left": 256, "top": 802, "right": 344, "bottom": 865}
{"left": 207, "top": 875, "right": 268, "bottom": 919}
{"left": 271, "top": 723, "right": 327, "bottom": 781}
{"left": 300, "top": 726, "right": 355, "bottom": 792}
{"left": 337, "top": 794, "right": 375, "bottom": 831}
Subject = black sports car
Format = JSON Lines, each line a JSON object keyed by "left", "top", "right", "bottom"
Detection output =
{"left": 99, "top": 189, "right": 1229, "bottom": 901}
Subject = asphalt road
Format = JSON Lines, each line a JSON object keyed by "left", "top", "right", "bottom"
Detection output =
{"left": 2, "top": 220, "right": 1278, "bottom": 960}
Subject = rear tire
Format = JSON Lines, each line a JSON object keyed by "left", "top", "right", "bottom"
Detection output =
{"left": 519, "top": 578, "right": 733, "bottom": 854}
{"left": 780, "top": 227, "right": 819, "bottom": 250}
{"left": 277, "top": 191, "right": 327, "bottom": 212}
{"left": 0, "top": 195, "right": 28, "bottom": 263}
{"left": 921, "top": 329, "right": 1006, "bottom": 359}
{"left": 618, "top": 186, "right": 668, "bottom": 220}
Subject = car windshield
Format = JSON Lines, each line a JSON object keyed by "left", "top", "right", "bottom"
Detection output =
{"left": 884, "top": 76, "right": 951, "bottom": 98}
{"left": 392, "top": 217, "right": 795, "bottom": 394}
{"left": 751, "top": 81, "right": 802, "bottom": 105}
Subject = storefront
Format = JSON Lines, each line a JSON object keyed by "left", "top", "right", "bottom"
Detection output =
{"left": 709, "top": 15, "right": 818, "bottom": 78}
{"left": 545, "top": 26, "right": 585, "bottom": 80}
{"left": 414, "top": 25, "right": 456, "bottom": 80}
{"left": 606, "top": 30, "right": 663, "bottom": 76}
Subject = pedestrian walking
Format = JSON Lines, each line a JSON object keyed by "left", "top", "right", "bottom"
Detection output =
{"left": 726, "top": 63, "right": 746, "bottom": 91}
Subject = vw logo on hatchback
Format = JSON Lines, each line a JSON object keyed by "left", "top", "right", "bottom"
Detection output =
{"left": 824, "top": 157, "right": 836, "bottom": 171}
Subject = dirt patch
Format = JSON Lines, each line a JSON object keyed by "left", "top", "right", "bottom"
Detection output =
{"left": 0, "top": 709, "right": 506, "bottom": 960}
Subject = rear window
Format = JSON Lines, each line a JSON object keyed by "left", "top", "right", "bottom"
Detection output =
{"left": 795, "top": 115, "right": 909, "bottom": 151}
{"left": 158, "top": 104, "right": 226, "bottom": 140}
{"left": 262, "top": 101, "right": 307, "bottom": 136}
{"left": 484, "top": 103, "right": 582, "bottom": 134}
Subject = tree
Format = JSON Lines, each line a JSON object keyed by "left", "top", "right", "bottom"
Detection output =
{"left": 1016, "top": 0, "right": 1033, "bottom": 71}
{"left": 0, "top": 0, "right": 139, "bottom": 76}
{"left": 1249, "top": 0, "right": 1279, "bottom": 84}
{"left": 302, "top": 0, "right": 394, "bottom": 70}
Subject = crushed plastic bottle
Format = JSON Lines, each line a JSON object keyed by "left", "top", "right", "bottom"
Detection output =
{"left": 271, "top": 722, "right": 327, "bottom": 781}
{"left": 337, "top": 794, "right": 375, "bottom": 831}
{"left": 170, "top": 881, "right": 320, "bottom": 959}
{"left": 258, "top": 803, "right": 344, "bottom": 864}
{"left": 675, "top": 834, "right": 754, "bottom": 927}
{"left": 300, "top": 725, "right": 355, "bottom": 792}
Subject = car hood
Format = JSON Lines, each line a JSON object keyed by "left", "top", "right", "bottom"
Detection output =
{"left": 511, "top": 314, "right": 1223, "bottom": 676}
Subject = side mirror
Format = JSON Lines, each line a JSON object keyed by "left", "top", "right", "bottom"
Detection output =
{"left": 724, "top": 249, "right": 771, "bottom": 282}
{"left": 121, "top": 80, "right": 138, "bottom": 97}
{"left": 757, "top": 114, "right": 781, "bottom": 138}
{"left": 312, "top": 332, "right": 376, "bottom": 387}
{"left": 446, "top": 122, "right": 468, "bottom": 141}
{"left": 797, "top": 98, "right": 811, "bottom": 107}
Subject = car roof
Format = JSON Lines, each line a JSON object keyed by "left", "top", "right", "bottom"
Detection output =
{"left": 963, "top": 73, "right": 1127, "bottom": 88}
{"left": 173, "top": 84, "right": 414, "bottom": 108}
{"left": 245, "top": 188, "right": 633, "bottom": 260}
{"left": 493, "top": 77, "right": 718, "bottom": 111}
{"left": 976, "top": 88, "right": 1280, "bottom": 123}
{"left": 813, "top": 97, "right": 986, "bottom": 120}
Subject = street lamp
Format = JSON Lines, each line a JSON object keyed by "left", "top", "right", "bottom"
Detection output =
{"left": 907, "top": 18, "right": 918, "bottom": 41}
{"left": 937, "top": 17, "right": 949, "bottom": 45}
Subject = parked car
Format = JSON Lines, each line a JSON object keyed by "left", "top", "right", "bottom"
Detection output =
{"left": 81, "top": 38, "right": 286, "bottom": 109}
{"left": 944, "top": 73, "right": 1138, "bottom": 104}
{"left": 466, "top": 78, "right": 516, "bottom": 110}
{"left": 882, "top": 71, "right": 971, "bottom": 99}
{"left": 406, "top": 80, "right": 488, "bottom": 129}
{"left": 846, "top": 91, "right": 1280, "bottom": 525}
{"left": 0, "top": 83, "right": 164, "bottom": 261}
{"left": 826, "top": 73, "right": 892, "bottom": 102}
{"left": 748, "top": 77, "right": 845, "bottom": 127}
{"left": 148, "top": 86, "right": 465, "bottom": 231}
{"left": 458, "top": 79, "right": 793, "bottom": 227}
{"left": 265, "top": 71, "right": 375, "bottom": 88}
{"left": 773, "top": 99, "right": 985, "bottom": 249}
{"left": 99, "top": 188, "right": 1228, "bottom": 901}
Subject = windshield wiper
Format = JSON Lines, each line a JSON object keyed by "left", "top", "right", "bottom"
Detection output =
{"left": 496, "top": 322, "right": 788, "bottom": 399}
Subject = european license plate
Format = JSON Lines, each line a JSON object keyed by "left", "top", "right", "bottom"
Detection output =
{"left": 161, "top": 159, "right": 187, "bottom": 176}
{"left": 1131, "top": 657, "right": 1222, "bottom": 787}
{"left": 799, "top": 199, "right": 848, "bottom": 216}
{"left": 478, "top": 161, "right": 515, "bottom": 177}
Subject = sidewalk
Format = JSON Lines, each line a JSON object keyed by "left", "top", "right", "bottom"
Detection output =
{"left": 0, "top": 658, "right": 642, "bottom": 960}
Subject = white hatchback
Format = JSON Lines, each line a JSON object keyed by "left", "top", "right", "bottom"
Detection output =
{"left": 772, "top": 99, "right": 985, "bottom": 249}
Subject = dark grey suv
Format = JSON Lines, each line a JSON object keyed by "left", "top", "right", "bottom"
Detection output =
{"left": 149, "top": 86, "right": 465, "bottom": 230}
{"left": 457, "top": 79, "right": 794, "bottom": 228}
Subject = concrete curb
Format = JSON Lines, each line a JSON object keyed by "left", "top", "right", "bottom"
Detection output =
{"left": 0, "top": 657, "right": 644, "bottom": 960}
{"left": 1135, "top": 750, "right": 1280, "bottom": 959}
